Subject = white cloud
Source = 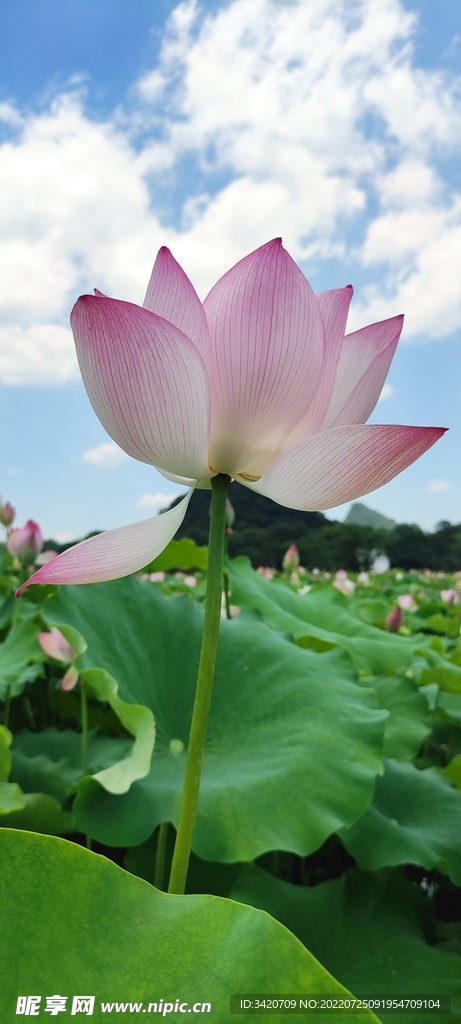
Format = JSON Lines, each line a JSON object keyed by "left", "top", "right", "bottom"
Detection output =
{"left": 427, "top": 480, "right": 451, "bottom": 494}
{"left": 54, "top": 531, "right": 78, "bottom": 543}
{"left": 80, "top": 442, "right": 128, "bottom": 467}
{"left": 0, "top": 323, "right": 77, "bottom": 385}
{"left": 0, "top": 0, "right": 460, "bottom": 385}
{"left": 377, "top": 383, "right": 394, "bottom": 401}
{"left": 135, "top": 492, "right": 184, "bottom": 509}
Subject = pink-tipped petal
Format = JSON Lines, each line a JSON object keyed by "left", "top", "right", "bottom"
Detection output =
{"left": 280, "top": 286, "right": 354, "bottom": 448}
{"left": 61, "top": 666, "right": 79, "bottom": 691}
{"left": 16, "top": 491, "right": 193, "bottom": 595}
{"left": 204, "top": 239, "right": 324, "bottom": 477}
{"left": 143, "top": 247, "right": 210, "bottom": 366}
{"left": 320, "top": 316, "right": 403, "bottom": 430}
{"left": 244, "top": 424, "right": 446, "bottom": 511}
{"left": 71, "top": 296, "right": 211, "bottom": 481}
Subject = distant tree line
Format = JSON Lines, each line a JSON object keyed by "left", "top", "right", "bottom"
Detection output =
{"left": 169, "top": 485, "right": 461, "bottom": 572}
{"left": 44, "top": 486, "right": 461, "bottom": 572}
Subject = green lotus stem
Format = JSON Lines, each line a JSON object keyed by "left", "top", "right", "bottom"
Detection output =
{"left": 80, "top": 678, "right": 89, "bottom": 777}
{"left": 154, "top": 821, "right": 170, "bottom": 890}
{"left": 168, "top": 473, "right": 230, "bottom": 894}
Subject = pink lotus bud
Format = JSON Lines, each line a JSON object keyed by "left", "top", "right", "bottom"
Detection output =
{"left": 7, "top": 520, "right": 43, "bottom": 565}
{"left": 149, "top": 571, "right": 165, "bottom": 582}
{"left": 0, "top": 501, "right": 15, "bottom": 526}
{"left": 61, "top": 665, "right": 79, "bottom": 691}
{"left": 440, "top": 589, "right": 459, "bottom": 605}
{"left": 385, "top": 605, "right": 402, "bottom": 632}
{"left": 225, "top": 498, "right": 235, "bottom": 528}
{"left": 282, "top": 544, "right": 299, "bottom": 573}
{"left": 184, "top": 575, "right": 197, "bottom": 587}
{"left": 398, "top": 594, "right": 417, "bottom": 612}
{"left": 335, "top": 569, "right": 348, "bottom": 580}
{"left": 38, "top": 627, "right": 77, "bottom": 664}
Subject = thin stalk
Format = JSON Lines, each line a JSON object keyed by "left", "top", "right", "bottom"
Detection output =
{"left": 168, "top": 473, "right": 230, "bottom": 894}
{"left": 79, "top": 679, "right": 92, "bottom": 850}
{"left": 154, "top": 821, "right": 170, "bottom": 890}
{"left": 80, "top": 679, "right": 89, "bottom": 777}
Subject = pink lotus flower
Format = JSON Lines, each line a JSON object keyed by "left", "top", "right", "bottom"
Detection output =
{"left": 7, "top": 520, "right": 43, "bottom": 566}
{"left": 37, "top": 626, "right": 77, "bottom": 663}
{"left": 38, "top": 627, "right": 80, "bottom": 691}
{"left": 17, "top": 239, "right": 445, "bottom": 595}
{"left": 398, "top": 594, "right": 417, "bottom": 612}
{"left": 440, "top": 589, "right": 459, "bottom": 605}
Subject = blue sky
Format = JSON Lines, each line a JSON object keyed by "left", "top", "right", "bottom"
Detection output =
{"left": 0, "top": 0, "right": 460, "bottom": 541}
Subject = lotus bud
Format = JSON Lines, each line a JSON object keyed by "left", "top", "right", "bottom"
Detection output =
{"left": 0, "top": 501, "right": 15, "bottom": 527}
{"left": 38, "top": 626, "right": 77, "bottom": 664}
{"left": 225, "top": 499, "right": 235, "bottom": 528}
{"left": 385, "top": 605, "right": 402, "bottom": 632}
{"left": 282, "top": 544, "right": 299, "bottom": 573}
{"left": 335, "top": 569, "right": 347, "bottom": 580}
{"left": 440, "top": 589, "right": 459, "bottom": 605}
{"left": 6, "top": 520, "right": 43, "bottom": 565}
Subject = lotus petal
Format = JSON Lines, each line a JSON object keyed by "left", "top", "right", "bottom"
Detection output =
{"left": 281, "top": 286, "right": 354, "bottom": 448}
{"left": 143, "top": 247, "right": 211, "bottom": 366}
{"left": 71, "top": 296, "right": 211, "bottom": 481}
{"left": 246, "top": 424, "right": 446, "bottom": 511}
{"left": 17, "top": 492, "right": 193, "bottom": 595}
{"left": 204, "top": 239, "right": 324, "bottom": 477}
{"left": 321, "top": 316, "right": 403, "bottom": 429}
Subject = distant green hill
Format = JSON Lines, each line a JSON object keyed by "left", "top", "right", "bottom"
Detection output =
{"left": 164, "top": 482, "right": 329, "bottom": 548}
{"left": 345, "top": 503, "right": 396, "bottom": 531}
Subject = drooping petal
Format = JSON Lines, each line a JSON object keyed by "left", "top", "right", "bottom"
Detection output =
{"left": 71, "top": 296, "right": 211, "bottom": 481}
{"left": 320, "top": 316, "right": 403, "bottom": 430}
{"left": 243, "top": 424, "right": 446, "bottom": 511}
{"left": 143, "top": 247, "right": 211, "bottom": 366}
{"left": 38, "top": 627, "right": 76, "bottom": 663}
{"left": 157, "top": 468, "right": 212, "bottom": 490}
{"left": 280, "top": 286, "right": 353, "bottom": 449}
{"left": 204, "top": 239, "right": 324, "bottom": 477}
{"left": 16, "top": 492, "right": 194, "bottom": 595}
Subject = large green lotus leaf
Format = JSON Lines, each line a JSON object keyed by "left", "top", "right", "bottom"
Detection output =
{"left": 0, "top": 725, "right": 26, "bottom": 814}
{"left": 1, "top": 792, "right": 75, "bottom": 833}
{"left": 444, "top": 754, "right": 461, "bottom": 789}
{"left": 228, "top": 558, "right": 427, "bottom": 674}
{"left": 143, "top": 536, "right": 208, "bottom": 572}
{"left": 79, "top": 668, "right": 156, "bottom": 793}
{"left": 0, "top": 619, "right": 44, "bottom": 699}
{"left": 361, "top": 675, "right": 430, "bottom": 761}
{"left": 416, "top": 647, "right": 461, "bottom": 694}
{"left": 11, "top": 728, "right": 133, "bottom": 803}
{"left": 338, "top": 758, "right": 461, "bottom": 884}
{"left": 46, "top": 577, "right": 386, "bottom": 859}
{"left": 0, "top": 831, "right": 381, "bottom": 1024}
{"left": 232, "top": 865, "right": 461, "bottom": 1024}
